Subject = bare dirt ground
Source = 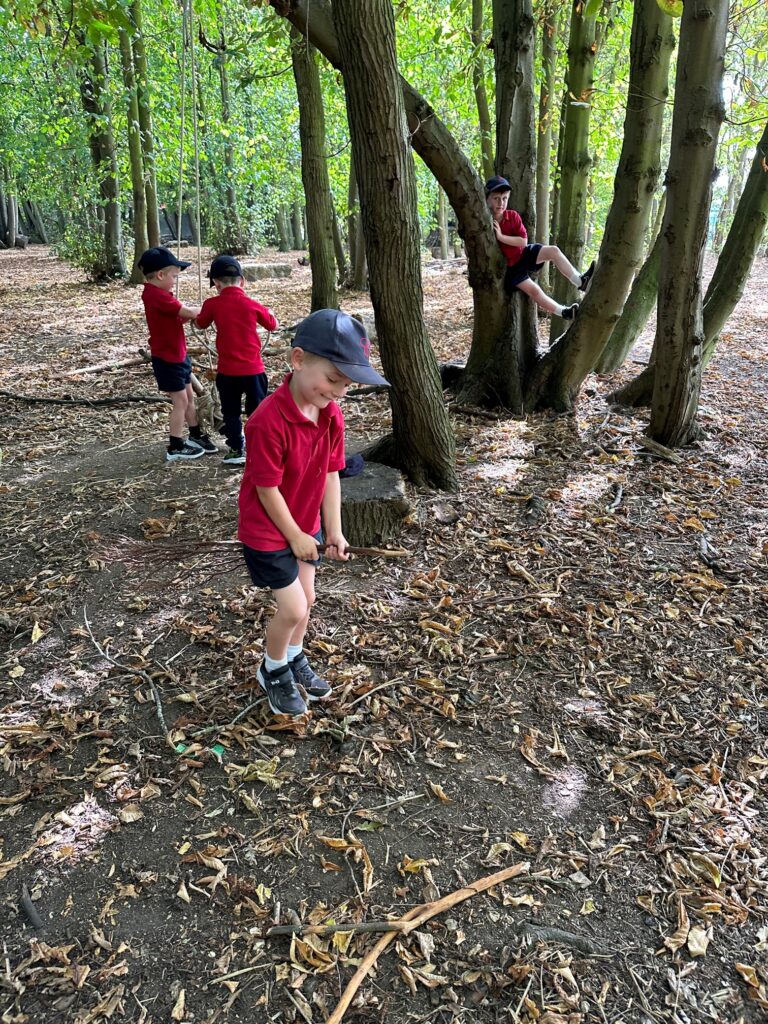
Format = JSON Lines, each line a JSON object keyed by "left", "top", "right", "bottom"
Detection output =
{"left": 1, "top": 245, "right": 767, "bottom": 1024}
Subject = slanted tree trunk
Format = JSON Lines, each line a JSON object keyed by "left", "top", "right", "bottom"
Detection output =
{"left": 131, "top": 0, "right": 160, "bottom": 247}
{"left": 79, "top": 42, "right": 126, "bottom": 279}
{"left": 24, "top": 201, "right": 49, "bottom": 244}
{"left": 548, "top": 0, "right": 598, "bottom": 343}
{"left": 0, "top": 175, "right": 8, "bottom": 245}
{"left": 712, "top": 149, "right": 748, "bottom": 251}
{"left": 527, "top": 0, "right": 674, "bottom": 409}
{"left": 119, "top": 26, "right": 149, "bottom": 284}
{"left": 291, "top": 29, "right": 338, "bottom": 309}
{"left": 596, "top": 193, "right": 665, "bottom": 374}
{"left": 470, "top": 0, "right": 494, "bottom": 181}
{"left": 332, "top": 0, "right": 456, "bottom": 489}
{"left": 648, "top": 0, "right": 727, "bottom": 447}
{"left": 536, "top": 3, "right": 559, "bottom": 292}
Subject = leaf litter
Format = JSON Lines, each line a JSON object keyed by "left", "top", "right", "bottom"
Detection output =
{"left": 0, "top": 246, "right": 767, "bottom": 1022}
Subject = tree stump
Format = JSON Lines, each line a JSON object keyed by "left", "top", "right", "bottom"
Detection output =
{"left": 14, "top": 234, "right": 29, "bottom": 250}
{"left": 242, "top": 263, "right": 292, "bottom": 281}
{"left": 340, "top": 462, "right": 410, "bottom": 547}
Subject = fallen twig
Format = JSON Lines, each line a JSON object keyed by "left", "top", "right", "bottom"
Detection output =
{"left": 326, "top": 861, "right": 530, "bottom": 1024}
{"left": 0, "top": 389, "right": 168, "bottom": 406}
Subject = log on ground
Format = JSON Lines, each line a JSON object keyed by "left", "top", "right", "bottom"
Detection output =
{"left": 340, "top": 462, "right": 410, "bottom": 547}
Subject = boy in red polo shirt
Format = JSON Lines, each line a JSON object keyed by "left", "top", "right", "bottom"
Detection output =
{"left": 138, "top": 246, "right": 218, "bottom": 462}
{"left": 239, "top": 309, "right": 389, "bottom": 717}
{"left": 195, "top": 255, "right": 278, "bottom": 466}
{"left": 485, "top": 176, "right": 595, "bottom": 320}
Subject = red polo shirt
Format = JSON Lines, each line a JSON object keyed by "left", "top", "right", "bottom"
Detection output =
{"left": 196, "top": 287, "right": 277, "bottom": 375}
{"left": 497, "top": 209, "right": 527, "bottom": 268}
{"left": 238, "top": 374, "right": 346, "bottom": 551}
{"left": 141, "top": 283, "right": 187, "bottom": 363}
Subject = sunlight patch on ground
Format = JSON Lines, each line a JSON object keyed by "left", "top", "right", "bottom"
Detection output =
{"left": 36, "top": 796, "right": 118, "bottom": 868}
{"left": 31, "top": 667, "right": 102, "bottom": 707}
{"left": 542, "top": 766, "right": 588, "bottom": 818}
{"left": 552, "top": 472, "right": 608, "bottom": 518}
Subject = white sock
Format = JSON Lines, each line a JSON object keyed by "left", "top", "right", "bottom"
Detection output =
{"left": 568, "top": 270, "right": 581, "bottom": 287}
{"left": 287, "top": 644, "right": 303, "bottom": 662}
{"left": 552, "top": 302, "right": 566, "bottom": 316}
{"left": 265, "top": 653, "right": 287, "bottom": 672}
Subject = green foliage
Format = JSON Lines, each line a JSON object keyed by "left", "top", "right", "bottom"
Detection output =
{"left": 53, "top": 217, "right": 113, "bottom": 280}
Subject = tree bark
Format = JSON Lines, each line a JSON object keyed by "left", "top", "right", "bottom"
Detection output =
{"left": 596, "top": 196, "right": 664, "bottom": 374}
{"left": 130, "top": 0, "right": 161, "bottom": 247}
{"left": 470, "top": 0, "right": 494, "bottom": 182}
{"left": 79, "top": 42, "right": 126, "bottom": 279}
{"left": 291, "top": 30, "right": 338, "bottom": 310}
{"left": 24, "top": 201, "right": 49, "bottom": 244}
{"left": 548, "top": 0, "right": 598, "bottom": 342}
{"left": 331, "top": 207, "right": 348, "bottom": 286}
{"left": 292, "top": 201, "right": 305, "bottom": 250}
{"left": 216, "top": 25, "right": 247, "bottom": 253}
{"left": 276, "top": 206, "right": 292, "bottom": 251}
{"left": 648, "top": 0, "right": 728, "bottom": 446}
{"left": 528, "top": 0, "right": 674, "bottom": 408}
{"left": 535, "top": 3, "right": 560, "bottom": 292}
{"left": 6, "top": 194, "right": 17, "bottom": 248}
{"left": 437, "top": 188, "right": 449, "bottom": 260}
{"left": 332, "top": 0, "right": 456, "bottom": 489}
{"left": 119, "top": 25, "right": 149, "bottom": 284}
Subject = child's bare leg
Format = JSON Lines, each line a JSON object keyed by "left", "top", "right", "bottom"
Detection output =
{"left": 266, "top": 578, "right": 308, "bottom": 661}
{"left": 289, "top": 561, "right": 316, "bottom": 649}
{"left": 517, "top": 277, "right": 561, "bottom": 314}
{"left": 168, "top": 389, "right": 190, "bottom": 437}
{"left": 537, "top": 245, "right": 582, "bottom": 287}
{"left": 183, "top": 382, "right": 199, "bottom": 428}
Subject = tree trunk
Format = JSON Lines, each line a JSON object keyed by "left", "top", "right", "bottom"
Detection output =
{"left": 527, "top": 0, "right": 674, "bottom": 409}
{"left": 292, "top": 201, "right": 305, "bottom": 250}
{"left": 217, "top": 26, "right": 247, "bottom": 253}
{"left": 131, "top": 0, "right": 161, "bottom": 247}
{"left": 6, "top": 194, "right": 17, "bottom": 248}
{"left": 437, "top": 188, "right": 449, "bottom": 260}
{"left": 332, "top": 0, "right": 456, "bottom": 489}
{"left": 595, "top": 199, "right": 664, "bottom": 374}
{"left": 119, "top": 26, "right": 149, "bottom": 284}
{"left": 268, "top": 0, "right": 525, "bottom": 411}
{"left": 548, "top": 0, "right": 597, "bottom": 343}
{"left": 535, "top": 3, "right": 559, "bottom": 293}
{"left": 276, "top": 206, "right": 292, "bottom": 251}
{"left": 331, "top": 207, "right": 348, "bottom": 285}
{"left": 470, "top": 0, "right": 494, "bottom": 181}
{"left": 648, "top": 0, "right": 727, "bottom": 447}
{"left": 79, "top": 43, "right": 126, "bottom": 279}
{"left": 711, "top": 149, "right": 748, "bottom": 251}
{"left": 0, "top": 175, "right": 8, "bottom": 245}
{"left": 291, "top": 30, "right": 338, "bottom": 310}
{"left": 24, "top": 201, "right": 49, "bottom": 244}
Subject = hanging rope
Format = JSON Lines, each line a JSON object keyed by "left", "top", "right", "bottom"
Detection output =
{"left": 188, "top": 0, "right": 204, "bottom": 304}
{"left": 175, "top": 0, "right": 188, "bottom": 276}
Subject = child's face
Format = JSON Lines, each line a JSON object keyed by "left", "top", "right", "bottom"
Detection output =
{"left": 155, "top": 266, "right": 180, "bottom": 292}
{"left": 487, "top": 189, "right": 510, "bottom": 221}
{"left": 290, "top": 350, "right": 353, "bottom": 410}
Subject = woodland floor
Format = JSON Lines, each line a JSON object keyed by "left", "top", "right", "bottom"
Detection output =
{"left": 0, "top": 245, "right": 767, "bottom": 1024}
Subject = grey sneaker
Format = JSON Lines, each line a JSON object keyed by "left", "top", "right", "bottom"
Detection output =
{"left": 188, "top": 433, "right": 218, "bottom": 453}
{"left": 257, "top": 661, "right": 307, "bottom": 716}
{"left": 579, "top": 260, "right": 596, "bottom": 292}
{"left": 166, "top": 442, "right": 205, "bottom": 462}
{"left": 289, "top": 653, "right": 333, "bottom": 701}
{"left": 223, "top": 448, "right": 246, "bottom": 466}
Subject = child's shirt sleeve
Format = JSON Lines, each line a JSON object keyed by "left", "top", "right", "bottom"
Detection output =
{"left": 253, "top": 301, "right": 278, "bottom": 332}
{"left": 195, "top": 296, "right": 216, "bottom": 329}
{"left": 504, "top": 210, "right": 527, "bottom": 243}
{"left": 246, "top": 415, "right": 285, "bottom": 488}
{"left": 328, "top": 406, "right": 346, "bottom": 474}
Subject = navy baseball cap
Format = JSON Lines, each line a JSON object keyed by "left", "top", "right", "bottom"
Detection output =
{"left": 209, "top": 254, "right": 243, "bottom": 285}
{"left": 485, "top": 175, "right": 512, "bottom": 195}
{"left": 292, "top": 309, "right": 390, "bottom": 387}
{"left": 138, "top": 246, "right": 191, "bottom": 274}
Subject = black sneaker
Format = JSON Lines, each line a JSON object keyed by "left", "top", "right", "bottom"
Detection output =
{"left": 561, "top": 303, "right": 580, "bottom": 320}
{"left": 257, "top": 661, "right": 308, "bottom": 716}
{"left": 188, "top": 433, "right": 218, "bottom": 454}
{"left": 579, "top": 261, "right": 595, "bottom": 292}
{"left": 289, "top": 653, "right": 333, "bottom": 701}
{"left": 166, "top": 442, "right": 205, "bottom": 462}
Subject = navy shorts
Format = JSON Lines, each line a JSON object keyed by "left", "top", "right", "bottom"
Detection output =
{"left": 504, "top": 243, "right": 544, "bottom": 292}
{"left": 242, "top": 531, "right": 323, "bottom": 590}
{"left": 152, "top": 355, "right": 192, "bottom": 393}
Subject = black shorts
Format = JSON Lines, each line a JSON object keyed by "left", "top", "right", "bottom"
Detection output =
{"left": 242, "top": 531, "right": 323, "bottom": 590}
{"left": 152, "top": 355, "right": 192, "bottom": 393}
{"left": 504, "top": 243, "right": 544, "bottom": 292}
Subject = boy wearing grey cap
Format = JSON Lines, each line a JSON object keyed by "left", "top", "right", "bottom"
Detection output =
{"left": 195, "top": 255, "right": 278, "bottom": 466}
{"left": 238, "top": 309, "right": 389, "bottom": 717}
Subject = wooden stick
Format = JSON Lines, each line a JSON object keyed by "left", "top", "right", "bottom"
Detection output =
{"left": 113, "top": 537, "right": 408, "bottom": 560}
{"left": 0, "top": 389, "right": 168, "bottom": 407}
{"left": 62, "top": 354, "right": 150, "bottom": 376}
{"left": 326, "top": 861, "right": 530, "bottom": 1024}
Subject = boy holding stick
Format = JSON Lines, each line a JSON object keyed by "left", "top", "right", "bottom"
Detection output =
{"left": 239, "top": 309, "right": 389, "bottom": 716}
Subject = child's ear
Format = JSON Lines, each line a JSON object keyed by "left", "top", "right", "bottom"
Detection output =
{"left": 290, "top": 347, "right": 305, "bottom": 371}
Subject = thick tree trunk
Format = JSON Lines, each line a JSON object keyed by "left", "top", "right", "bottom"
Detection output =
{"left": 527, "top": 0, "right": 674, "bottom": 408}
{"left": 119, "top": 26, "right": 149, "bottom": 284}
{"left": 131, "top": 0, "right": 160, "bottom": 247}
{"left": 332, "top": 0, "right": 456, "bottom": 489}
{"left": 595, "top": 204, "right": 664, "bottom": 374}
{"left": 648, "top": 0, "right": 727, "bottom": 447}
{"left": 291, "top": 30, "right": 338, "bottom": 310}
{"left": 470, "top": 0, "right": 494, "bottom": 181}
{"left": 548, "top": 1, "right": 597, "bottom": 343}
{"left": 535, "top": 3, "right": 559, "bottom": 293}
{"left": 79, "top": 43, "right": 125, "bottom": 279}
{"left": 276, "top": 206, "right": 292, "bottom": 251}
{"left": 268, "top": 0, "right": 524, "bottom": 411}
{"left": 6, "top": 194, "right": 17, "bottom": 248}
